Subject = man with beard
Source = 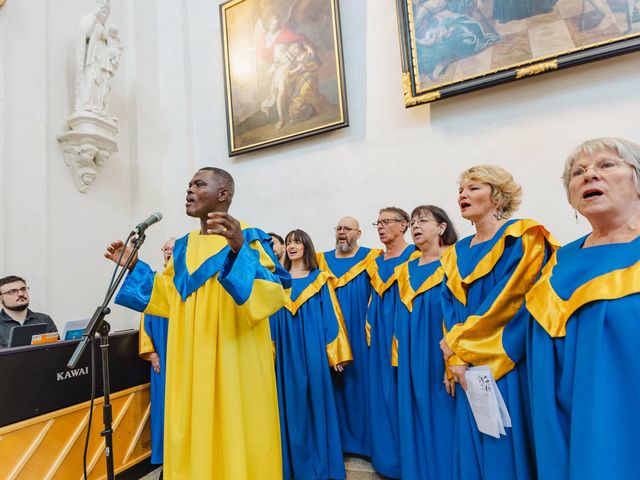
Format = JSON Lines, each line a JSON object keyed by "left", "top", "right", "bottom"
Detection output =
{"left": 0, "top": 275, "right": 58, "bottom": 348}
{"left": 317, "top": 216, "right": 381, "bottom": 457}
{"left": 105, "top": 167, "right": 290, "bottom": 479}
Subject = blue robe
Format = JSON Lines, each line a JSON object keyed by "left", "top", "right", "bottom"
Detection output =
{"left": 393, "top": 258, "right": 454, "bottom": 480}
{"left": 317, "top": 247, "right": 381, "bottom": 456}
{"left": 139, "top": 314, "right": 169, "bottom": 464}
{"left": 526, "top": 234, "right": 640, "bottom": 480}
{"left": 270, "top": 269, "right": 353, "bottom": 480}
{"left": 365, "top": 244, "right": 418, "bottom": 478}
{"left": 441, "top": 219, "right": 556, "bottom": 480}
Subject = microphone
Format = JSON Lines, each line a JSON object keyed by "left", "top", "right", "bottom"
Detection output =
{"left": 132, "top": 212, "right": 163, "bottom": 235}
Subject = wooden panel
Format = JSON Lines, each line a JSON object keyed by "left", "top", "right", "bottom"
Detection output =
{"left": 0, "top": 384, "right": 151, "bottom": 480}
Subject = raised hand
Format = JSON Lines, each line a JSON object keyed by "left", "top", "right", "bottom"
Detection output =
{"left": 104, "top": 239, "right": 138, "bottom": 270}
{"left": 206, "top": 212, "right": 244, "bottom": 253}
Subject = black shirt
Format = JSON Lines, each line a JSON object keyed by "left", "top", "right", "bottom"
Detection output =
{"left": 0, "top": 309, "right": 58, "bottom": 348}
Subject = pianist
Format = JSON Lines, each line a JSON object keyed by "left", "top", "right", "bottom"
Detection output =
{"left": 0, "top": 275, "right": 58, "bottom": 348}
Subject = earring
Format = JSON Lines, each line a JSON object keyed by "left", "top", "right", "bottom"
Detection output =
{"left": 470, "top": 220, "right": 474, "bottom": 226}
{"left": 493, "top": 211, "right": 503, "bottom": 221}
{"left": 574, "top": 209, "right": 579, "bottom": 223}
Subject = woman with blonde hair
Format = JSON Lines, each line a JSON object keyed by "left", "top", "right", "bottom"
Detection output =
{"left": 527, "top": 137, "right": 640, "bottom": 479}
{"left": 440, "top": 165, "right": 557, "bottom": 480}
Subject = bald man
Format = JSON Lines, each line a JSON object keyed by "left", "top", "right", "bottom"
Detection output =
{"left": 317, "top": 217, "right": 381, "bottom": 457}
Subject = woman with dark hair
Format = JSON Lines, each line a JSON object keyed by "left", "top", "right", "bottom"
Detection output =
{"left": 527, "top": 138, "right": 640, "bottom": 479}
{"left": 393, "top": 205, "right": 458, "bottom": 480}
{"left": 439, "top": 165, "right": 558, "bottom": 480}
{"left": 270, "top": 229, "right": 353, "bottom": 480}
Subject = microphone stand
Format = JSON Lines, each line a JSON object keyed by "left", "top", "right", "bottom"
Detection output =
{"left": 67, "top": 233, "right": 147, "bottom": 480}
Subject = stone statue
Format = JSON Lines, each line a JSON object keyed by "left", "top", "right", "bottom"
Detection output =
{"left": 59, "top": 0, "right": 121, "bottom": 193}
{"left": 74, "top": 0, "right": 121, "bottom": 118}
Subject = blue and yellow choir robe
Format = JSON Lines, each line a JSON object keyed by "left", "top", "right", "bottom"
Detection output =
{"left": 317, "top": 247, "right": 382, "bottom": 456}
{"left": 138, "top": 313, "right": 168, "bottom": 465}
{"left": 365, "top": 245, "right": 419, "bottom": 478}
{"left": 526, "top": 234, "right": 640, "bottom": 480}
{"left": 392, "top": 258, "right": 454, "bottom": 480}
{"left": 115, "top": 225, "right": 290, "bottom": 480}
{"left": 441, "top": 219, "right": 557, "bottom": 480}
{"left": 270, "top": 269, "right": 353, "bottom": 480}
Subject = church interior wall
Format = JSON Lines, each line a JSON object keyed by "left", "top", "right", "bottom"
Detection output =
{"left": 1, "top": 0, "right": 639, "bottom": 331}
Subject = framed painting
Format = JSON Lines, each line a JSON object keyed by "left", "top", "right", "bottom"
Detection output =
{"left": 397, "top": 0, "right": 640, "bottom": 106}
{"left": 220, "top": 0, "right": 348, "bottom": 156}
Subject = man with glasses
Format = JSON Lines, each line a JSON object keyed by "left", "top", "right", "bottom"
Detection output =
{"left": 317, "top": 217, "right": 381, "bottom": 457}
{"left": 365, "top": 207, "right": 419, "bottom": 478}
{"left": 138, "top": 237, "right": 175, "bottom": 474}
{"left": 0, "top": 275, "right": 57, "bottom": 348}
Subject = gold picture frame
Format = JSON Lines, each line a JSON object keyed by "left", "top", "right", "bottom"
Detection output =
{"left": 220, "top": 0, "right": 349, "bottom": 155}
{"left": 397, "top": 0, "right": 640, "bottom": 106}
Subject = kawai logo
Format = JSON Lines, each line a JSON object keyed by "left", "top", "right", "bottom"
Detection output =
{"left": 56, "top": 367, "right": 89, "bottom": 381}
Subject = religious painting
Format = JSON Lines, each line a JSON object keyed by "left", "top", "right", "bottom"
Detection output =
{"left": 220, "top": 0, "right": 348, "bottom": 156}
{"left": 397, "top": 0, "right": 640, "bottom": 105}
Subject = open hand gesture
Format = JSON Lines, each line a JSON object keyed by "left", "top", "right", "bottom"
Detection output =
{"left": 104, "top": 239, "right": 138, "bottom": 270}
{"left": 206, "top": 212, "right": 244, "bottom": 253}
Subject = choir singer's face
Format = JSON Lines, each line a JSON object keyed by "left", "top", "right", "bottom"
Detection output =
{"left": 272, "top": 236, "right": 285, "bottom": 260}
{"left": 185, "top": 171, "right": 224, "bottom": 218}
{"left": 335, "top": 218, "right": 360, "bottom": 253}
{"left": 162, "top": 239, "right": 175, "bottom": 266}
{"left": 286, "top": 237, "right": 304, "bottom": 262}
{"left": 458, "top": 180, "right": 495, "bottom": 222}
{"left": 568, "top": 148, "right": 638, "bottom": 220}
{"left": 411, "top": 213, "right": 442, "bottom": 251}
{"left": 376, "top": 212, "right": 407, "bottom": 245}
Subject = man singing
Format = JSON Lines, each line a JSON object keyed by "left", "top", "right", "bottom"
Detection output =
{"left": 317, "top": 217, "right": 380, "bottom": 456}
{"left": 105, "top": 167, "right": 290, "bottom": 479}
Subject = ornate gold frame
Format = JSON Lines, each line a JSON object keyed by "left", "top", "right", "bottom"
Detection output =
{"left": 397, "top": 0, "right": 640, "bottom": 106}
{"left": 220, "top": 0, "right": 349, "bottom": 156}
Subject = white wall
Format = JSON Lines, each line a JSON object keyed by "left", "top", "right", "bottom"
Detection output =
{"left": 1, "top": 0, "right": 639, "bottom": 331}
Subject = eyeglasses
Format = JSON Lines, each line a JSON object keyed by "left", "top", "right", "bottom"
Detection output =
{"left": 161, "top": 246, "right": 173, "bottom": 253}
{"left": 0, "top": 286, "right": 29, "bottom": 297}
{"left": 410, "top": 217, "right": 437, "bottom": 228}
{"left": 570, "top": 157, "right": 626, "bottom": 179}
{"left": 334, "top": 226, "right": 358, "bottom": 232}
{"left": 372, "top": 218, "right": 406, "bottom": 227}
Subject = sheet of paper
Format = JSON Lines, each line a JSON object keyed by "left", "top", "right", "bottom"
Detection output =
{"left": 464, "top": 366, "right": 511, "bottom": 438}
{"left": 491, "top": 374, "right": 512, "bottom": 428}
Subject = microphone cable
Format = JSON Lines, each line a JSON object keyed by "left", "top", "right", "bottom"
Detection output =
{"left": 82, "top": 335, "right": 97, "bottom": 480}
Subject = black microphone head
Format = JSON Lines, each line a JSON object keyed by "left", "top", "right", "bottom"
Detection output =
{"left": 133, "top": 212, "right": 164, "bottom": 235}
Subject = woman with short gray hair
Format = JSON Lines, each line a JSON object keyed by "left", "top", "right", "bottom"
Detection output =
{"left": 527, "top": 137, "right": 640, "bottom": 479}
